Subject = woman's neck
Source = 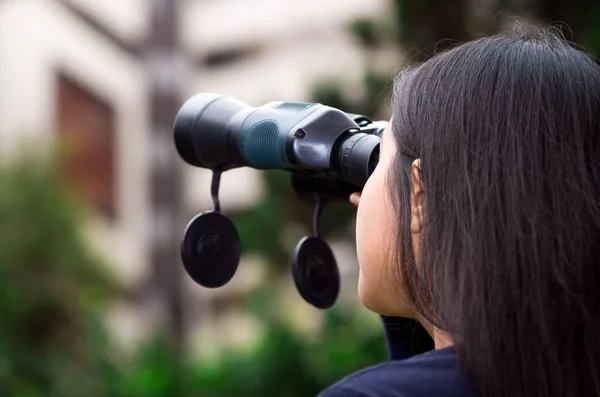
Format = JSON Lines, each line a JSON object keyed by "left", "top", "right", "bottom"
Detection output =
{"left": 419, "top": 317, "right": 454, "bottom": 349}
{"left": 432, "top": 328, "right": 454, "bottom": 349}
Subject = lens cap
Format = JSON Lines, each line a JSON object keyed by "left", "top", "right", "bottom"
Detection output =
{"left": 292, "top": 236, "right": 340, "bottom": 309}
{"left": 181, "top": 211, "right": 241, "bottom": 288}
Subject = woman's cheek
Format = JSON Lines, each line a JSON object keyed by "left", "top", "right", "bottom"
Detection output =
{"left": 355, "top": 168, "right": 389, "bottom": 309}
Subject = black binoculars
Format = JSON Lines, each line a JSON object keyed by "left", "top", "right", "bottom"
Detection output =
{"left": 174, "top": 93, "right": 386, "bottom": 309}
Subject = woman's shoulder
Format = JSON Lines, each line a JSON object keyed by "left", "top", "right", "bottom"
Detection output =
{"left": 318, "top": 347, "right": 478, "bottom": 397}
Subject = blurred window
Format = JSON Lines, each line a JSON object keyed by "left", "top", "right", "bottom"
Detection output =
{"left": 57, "top": 73, "right": 117, "bottom": 220}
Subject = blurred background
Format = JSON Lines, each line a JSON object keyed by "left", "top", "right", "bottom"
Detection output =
{"left": 0, "top": 0, "right": 598, "bottom": 396}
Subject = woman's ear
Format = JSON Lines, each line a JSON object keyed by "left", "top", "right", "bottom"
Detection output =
{"left": 410, "top": 159, "right": 425, "bottom": 234}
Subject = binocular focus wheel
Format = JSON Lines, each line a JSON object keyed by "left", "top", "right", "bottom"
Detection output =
{"left": 181, "top": 211, "right": 241, "bottom": 288}
{"left": 292, "top": 236, "right": 340, "bottom": 309}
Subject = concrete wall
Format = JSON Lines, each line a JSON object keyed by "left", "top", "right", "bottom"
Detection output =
{"left": 0, "top": 0, "right": 153, "bottom": 348}
{"left": 0, "top": 0, "right": 151, "bottom": 287}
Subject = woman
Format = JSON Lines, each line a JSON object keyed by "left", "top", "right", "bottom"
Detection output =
{"left": 320, "top": 27, "right": 600, "bottom": 397}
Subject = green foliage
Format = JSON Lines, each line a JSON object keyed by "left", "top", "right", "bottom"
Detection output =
{"left": 0, "top": 153, "right": 122, "bottom": 397}
{"left": 350, "top": 18, "right": 380, "bottom": 49}
{"left": 311, "top": 82, "right": 354, "bottom": 113}
{"left": 586, "top": 6, "right": 600, "bottom": 56}
{"left": 99, "top": 293, "right": 386, "bottom": 397}
{"left": 312, "top": 70, "right": 391, "bottom": 120}
{"left": 232, "top": 170, "right": 358, "bottom": 271}
{"left": 184, "top": 302, "right": 385, "bottom": 397}
{"left": 232, "top": 170, "right": 297, "bottom": 268}
{"left": 0, "top": 151, "right": 385, "bottom": 397}
{"left": 117, "top": 335, "right": 182, "bottom": 397}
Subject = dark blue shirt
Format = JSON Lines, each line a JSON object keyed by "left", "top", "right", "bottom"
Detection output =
{"left": 318, "top": 317, "right": 478, "bottom": 397}
{"left": 318, "top": 346, "right": 477, "bottom": 397}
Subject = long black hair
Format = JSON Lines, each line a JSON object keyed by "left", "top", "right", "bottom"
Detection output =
{"left": 389, "top": 27, "right": 600, "bottom": 397}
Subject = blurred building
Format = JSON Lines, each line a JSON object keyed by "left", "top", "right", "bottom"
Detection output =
{"left": 0, "top": 0, "right": 389, "bottom": 353}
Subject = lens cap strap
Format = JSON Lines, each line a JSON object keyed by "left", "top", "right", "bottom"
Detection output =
{"left": 312, "top": 193, "right": 326, "bottom": 239}
{"left": 211, "top": 169, "right": 222, "bottom": 213}
{"left": 292, "top": 194, "right": 340, "bottom": 309}
{"left": 180, "top": 169, "right": 241, "bottom": 288}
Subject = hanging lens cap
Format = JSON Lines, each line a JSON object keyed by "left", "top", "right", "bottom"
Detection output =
{"left": 181, "top": 211, "right": 241, "bottom": 288}
{"left": 292, "top": 236, "right": 340, "bottom": 309}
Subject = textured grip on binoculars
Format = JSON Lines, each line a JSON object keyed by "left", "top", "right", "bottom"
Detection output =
{"left": 240, "top": 119, "right": 285, "bottom": 168}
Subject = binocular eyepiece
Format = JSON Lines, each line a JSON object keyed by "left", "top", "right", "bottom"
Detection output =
{"left": 174, "top": 93, "right": 386, "bottom": 309}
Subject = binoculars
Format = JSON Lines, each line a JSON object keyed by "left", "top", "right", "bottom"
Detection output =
{"left": 174, "top": 93, "right": 385, "bottom": 309}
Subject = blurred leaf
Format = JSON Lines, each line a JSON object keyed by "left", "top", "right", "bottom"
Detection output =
{"left": 312, "top": 81, "right": 354, "bottom": 112}
{"left": 0, "top": 147, "right": 122, "bottom": 397}
{"left": 585, "top": 5, "right": 600, "bottom": 56}
{"left": 350, "top": 18, "right": 380, "bottom": 48}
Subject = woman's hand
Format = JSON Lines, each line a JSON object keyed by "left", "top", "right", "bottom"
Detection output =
{"left": 350, "top": 192, "right": 361, "bottom": 208}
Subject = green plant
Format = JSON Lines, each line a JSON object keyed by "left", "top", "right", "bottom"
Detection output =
{"left": 182, "top": 296, "right": 386, "bottom": 397}
{"left": 0, "top": 151, "right": 122, "bottom": 397}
